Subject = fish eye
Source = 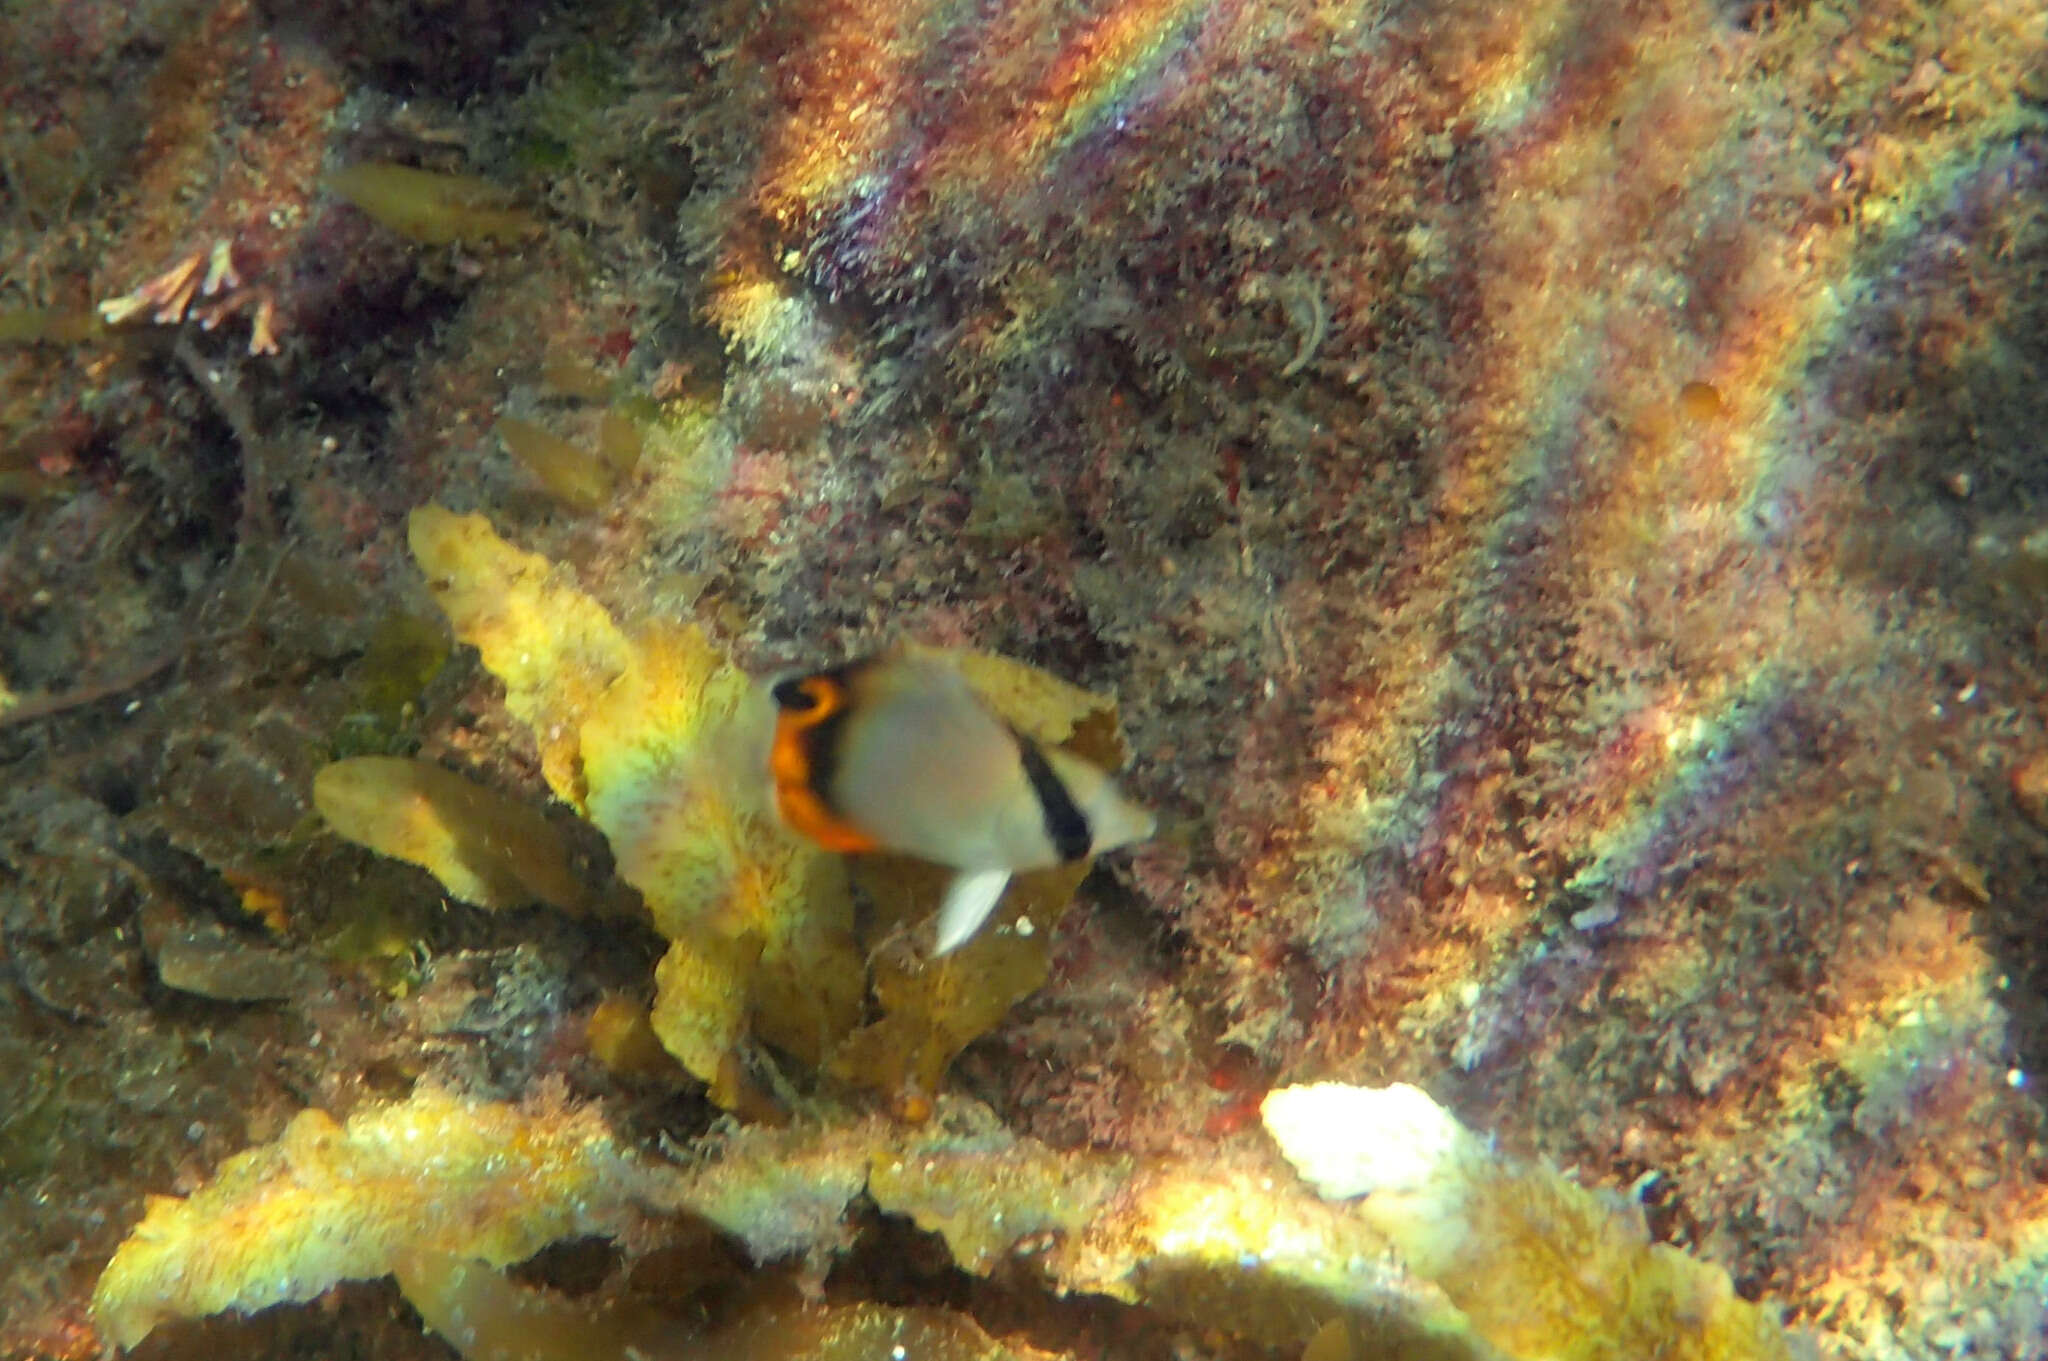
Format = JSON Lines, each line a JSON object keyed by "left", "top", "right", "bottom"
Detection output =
{"left": 772, "top": 678, "right": 819, "bottom": 711}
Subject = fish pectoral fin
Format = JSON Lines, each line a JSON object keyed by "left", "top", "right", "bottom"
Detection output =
{"left": 932, "top": 867, "right": 1013, "bottom": 956}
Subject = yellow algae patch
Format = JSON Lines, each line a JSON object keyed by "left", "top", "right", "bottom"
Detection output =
{"left": 675, "top": 1115, "right": 879, "bottom": 1262}
{"left": 651, "top": 931, "right": 765, "bottom": 1109}
{"left": 1052, "top": 1156, "right": 1466, "bottom": 1353}
{"left": 91, "top": 1086, "right": 670, "bottom": 1350}
{"left": 867, "top": 1098, "right": 1131, "bottom": 1274}
{"left": 401, "top": 508, "right": 1133, "bottom": 1107}
{"left": 396, "top": 1250, "right": 681, "bottom": 1361}
{"left": 328, "top": 163, "right": 538, "bottom": 245}
{"left": 314, "top": 756, "right": 591, "bottom": 913}
{"left": 575, "top": 621, "right": 766, "bottom": 931}
{"left": 407, "top": 511, "right": 859, "bottom": 1105}
{"left": 409, "top": 506, "right": 631, "bottom": 805}
{"left": 93, "top": 1077, "right": 1794, "bottom": 1361}
{"left": 585, "top": 995, "right": 686, "bottom": 1083}
{"left": 575, "top": 620, "right": 862, "bottom": 1102}
{"left": 1261, "top": 1083, "right": 1798, "bottom": 1361}
{"left": 829, "top": 857, "right": 1087, "bottom": 1110}
{"left": 741, "top": 848, "right": 864, "bottom": 1071}
{"left": 856, "top": 1096, "right": 1476, "bottom": 1357}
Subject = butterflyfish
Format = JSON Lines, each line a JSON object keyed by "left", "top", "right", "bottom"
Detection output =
{"left": 767, "top": 652, "right": 1154, "bottom": 954}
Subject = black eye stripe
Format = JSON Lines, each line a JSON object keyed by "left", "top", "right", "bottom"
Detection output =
{"left": 1017, "top": 738, "right": 1091, "bottom": 863}
{"left": 773, "top": 678, "right": 819, "bottom": 711}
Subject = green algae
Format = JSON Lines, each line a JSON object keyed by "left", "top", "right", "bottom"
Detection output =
{"left": 328, "top": 164, "right": 538, "bottom": 246}
{"left": 353, "top": 608, "right": 450, "bottom": 731}
{"left": 0, "top": 1060, "right": 62, "bottom": 1182}
{"left": 0, "top": 307, "right": 101, "bottom": 346}
{"left": 497, "top": 416, "right": 617, "bottom": 512}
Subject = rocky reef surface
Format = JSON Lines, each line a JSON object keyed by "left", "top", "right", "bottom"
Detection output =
{"left": 2, "top": 0, "right": 2045, "bottom": 1357}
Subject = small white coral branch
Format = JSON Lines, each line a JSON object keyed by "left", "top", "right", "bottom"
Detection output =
{"left": 98, "top": 238, "right": 279, "bottom": 355}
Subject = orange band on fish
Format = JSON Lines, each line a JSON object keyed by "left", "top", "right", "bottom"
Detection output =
{"left": 769, "top": 674, "right": 882, "bottom": 854}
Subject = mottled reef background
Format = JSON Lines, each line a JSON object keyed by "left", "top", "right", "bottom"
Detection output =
{"left": 3, "top": 0, "right": 2048, "bottom": 1356}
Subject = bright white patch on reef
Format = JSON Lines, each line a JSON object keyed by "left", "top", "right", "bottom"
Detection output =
{"left": 1259, "top": 1081, "right": 1477, "bottom": 1201}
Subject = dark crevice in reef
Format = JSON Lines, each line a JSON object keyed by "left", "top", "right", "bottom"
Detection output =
{"left": 825, "top": 1209, "right": 1282, "bottom": 1361}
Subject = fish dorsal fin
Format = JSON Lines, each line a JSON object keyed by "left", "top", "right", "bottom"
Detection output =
{"left": 933, "top": 867, "right": 1013, "bottom": 955}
